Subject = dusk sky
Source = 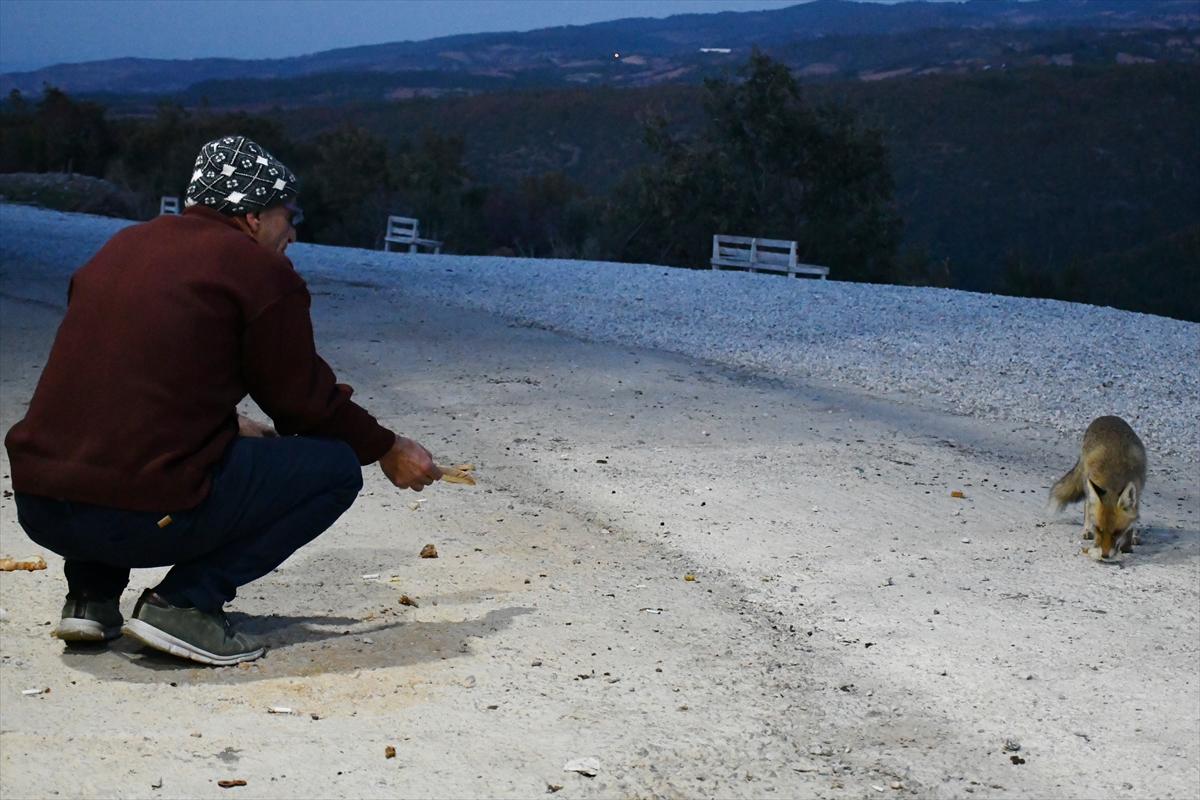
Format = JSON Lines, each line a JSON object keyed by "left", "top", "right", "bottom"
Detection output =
{"left": 0, "top": 0, "right": 815, "bottom": 74}
{"left": 0, "top": 0, "right": 963, "bottom": 74}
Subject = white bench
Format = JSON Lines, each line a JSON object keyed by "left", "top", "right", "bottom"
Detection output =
{"left": 711, "top": 235, "right": 828, "bottom": 279}
{"left": 159, "top": 196, "right": 180, "bottom": 215}
{"left": 384, "top": 216, "right": 443, "bottom": 254}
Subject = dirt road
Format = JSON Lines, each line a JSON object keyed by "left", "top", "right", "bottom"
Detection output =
{"left": 1, "top": 269, "right": 1196, "bottom": 799}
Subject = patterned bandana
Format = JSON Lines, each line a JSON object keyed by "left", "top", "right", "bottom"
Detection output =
{"left": 185, "top": 136, "right": 296, "bottom": 216}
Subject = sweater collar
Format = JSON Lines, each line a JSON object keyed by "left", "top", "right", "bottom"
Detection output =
{"left": 181, "top": 204, "right": 246, "bottom": 233}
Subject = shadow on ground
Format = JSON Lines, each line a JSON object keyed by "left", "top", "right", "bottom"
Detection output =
{"left": 1124, "top": 524, "right": 1199, "bottom": 568}
{"left": 60, "top": 606, "right": 534, "bottom": 684}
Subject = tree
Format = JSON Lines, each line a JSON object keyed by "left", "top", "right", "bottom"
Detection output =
{"left": 300, "top": 124, "right": 488, "bottom": 251}
{"left": 300, "top": 122, "right": 392, "bottom": 246}
{"left": 606, "top": 49, "right": 901, "bottom": 281}
{"left": 483, "top": 171, "right": 592, "bottom": 258}
{"left": 389, "top": 128, "right": 488, "bottom": 253}
{"left": 0, "top": 87, "right": 115, "bottom": 177}
{"left": 0, "top": 90, "right": 39, "bottom": 173}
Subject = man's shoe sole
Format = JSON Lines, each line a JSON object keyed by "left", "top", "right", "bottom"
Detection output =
{"left": 56, "top": 618, "right": 122, "bottom": 641}
{"left": 123, "top": 618, "right": 265, "bottom": 666}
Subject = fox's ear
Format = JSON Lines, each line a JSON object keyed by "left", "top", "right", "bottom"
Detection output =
{"left": 1118, "top": 482, "right": 1138, "bottom": 512}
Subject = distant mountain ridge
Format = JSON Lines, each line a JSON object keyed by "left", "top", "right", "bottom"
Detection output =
{"left": 3, "top": 0, "right": 1196, "bottom": 96}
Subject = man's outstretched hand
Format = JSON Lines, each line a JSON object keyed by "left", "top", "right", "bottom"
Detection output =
{"left": 237, "top": 414, "right": 277, "bottom": 438}
{"left": 379, "top": 436, "right": 442, "bottom": 491}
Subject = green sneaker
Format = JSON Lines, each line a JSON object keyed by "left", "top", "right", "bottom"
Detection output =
{"left": 56, "top": 594, "right": 123, "bottom": 641}
{"left": 123, "top": 590, "right": 265, "bottom": 666}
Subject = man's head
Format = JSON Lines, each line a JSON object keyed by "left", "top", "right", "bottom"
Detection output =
{"left": 236, "top": 201, "right": 302, "bottom": 253}
{"left": 186, "top": 136, "right": 302, "bottom": 252}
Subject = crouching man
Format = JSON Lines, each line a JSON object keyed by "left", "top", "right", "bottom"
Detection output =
{"left": 3, "top": 136, "right": 441, "bottom": 666}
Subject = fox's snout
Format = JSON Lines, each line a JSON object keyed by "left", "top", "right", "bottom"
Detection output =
{"left": 1091, "top": 529, "right": 1118, "bottom": 560}
{"left": 1088, "top": 520, "right": 1136, "bottom": 560}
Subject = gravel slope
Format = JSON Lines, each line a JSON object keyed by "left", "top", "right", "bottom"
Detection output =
{"left": 2, "top": 202, "right": 1196, "bottom": 463}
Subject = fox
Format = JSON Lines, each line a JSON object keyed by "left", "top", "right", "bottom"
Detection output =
{"left": 1049, "top": 415, "right": 1147, "bottom": 561}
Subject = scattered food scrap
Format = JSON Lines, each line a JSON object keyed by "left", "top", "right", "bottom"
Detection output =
{"left": 385, "top": 746, "right": 396, "bottom": 759}
{"left": 1, "top": 555, "right": 46, "bottom": 571}
{"left": 267, "top": 707, "right": 292, "bottom": 714}
{"left": 563, "top": 757, "right": 601, "bottom": 777}
{"left": 420, "top": 544, "right": 438, "bottom": 559}
{"left": 217, "top": 779, "right": 247, "bottom": 788}
{"left": 1010, "top": 755, "right": 1026, "bottom": 765}
{"left": 399, "top": 595, "right": 419, "bottom": 607}
{"left": 951, "top": 490, "right": 965, "bottom": 498}
{"left": 684, "top": 573, "right": 696, "bottom": 581}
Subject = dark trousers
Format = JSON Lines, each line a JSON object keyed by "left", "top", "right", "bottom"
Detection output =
{"left": 15, "top": 436, "right": 363, "bottom": 612}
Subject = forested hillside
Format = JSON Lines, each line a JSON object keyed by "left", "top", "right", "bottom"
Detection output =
{"left": 2, "top": 56, "right": 1196, "bottom": 320}
{"left": 4, "top": 0, "right": 1193, "bottom": 96}
{"left": 824, "top": 64, "right": 1199, "bottom": 293}
{"left": 269, "top": 63, "right": 1198, "bottom": 299}
{"left": 74, "top": 25, "right": 1199, "bottom": 114}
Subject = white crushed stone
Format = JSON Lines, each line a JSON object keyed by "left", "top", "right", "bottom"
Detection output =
{"left": 3, "top": 203, "right": 1196, "bottom": 462}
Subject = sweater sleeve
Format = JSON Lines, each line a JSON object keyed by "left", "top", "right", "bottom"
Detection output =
{"left": 242, "top": 287, "right": 396, "bottom": 464}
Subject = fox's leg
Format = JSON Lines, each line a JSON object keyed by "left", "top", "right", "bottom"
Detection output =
{"left": 1082, "top": 499, "right": 1094, "bottom": 541}
{"left": 1120, "top": 525, "right": 1138, "bottom": 554}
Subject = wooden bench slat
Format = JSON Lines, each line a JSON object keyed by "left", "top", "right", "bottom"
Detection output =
{"left": 717, "top": 241, "right": 793, "bottom": 250}
{"left": 745, "top": 252, "right": 794, "bottom": 263}
{"left": 716, "top": 234, "right": 795, "bottom": 248}
{"left": 712, "top": 258, "right": 827, "bottom": 274}
{"left": 718, "top": 245, "right": 793, "bottom": 256}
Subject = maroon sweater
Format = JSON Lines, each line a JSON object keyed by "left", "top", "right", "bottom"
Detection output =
{"left": 4, "top": 206, "right": 395, "bottom": 512}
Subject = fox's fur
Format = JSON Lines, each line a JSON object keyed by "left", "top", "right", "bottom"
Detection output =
{"left": 1050, "top": 415, "right": 1147, "bottom": 560}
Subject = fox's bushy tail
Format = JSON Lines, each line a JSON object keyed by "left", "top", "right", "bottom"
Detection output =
{"left": 1049, "top": 459, "right": 1085, "bottom": 513}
